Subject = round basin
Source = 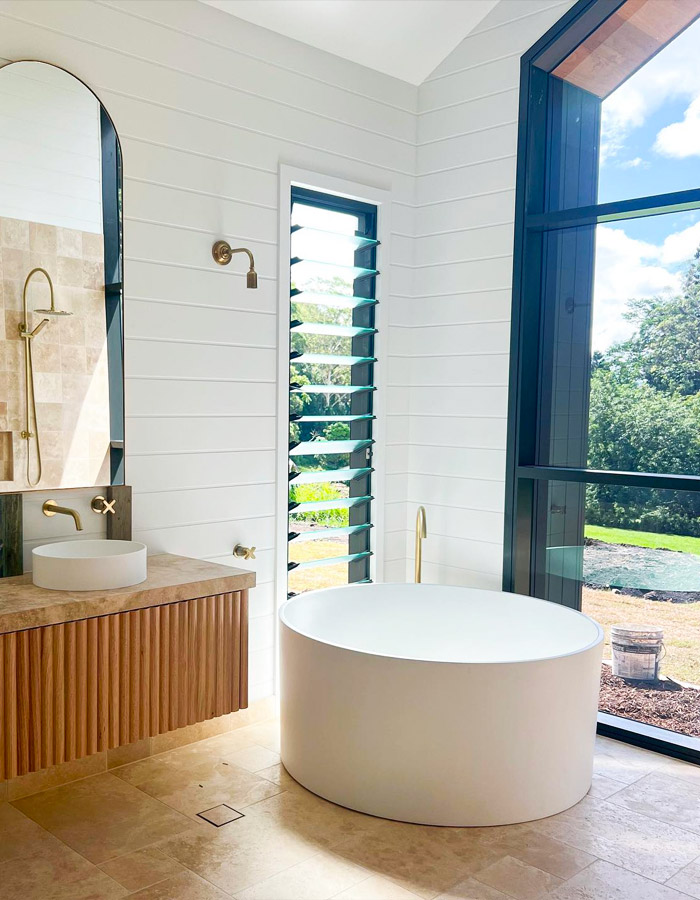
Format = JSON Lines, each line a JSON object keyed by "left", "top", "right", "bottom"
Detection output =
{"left": 32, "top": 540, "right": 148, "bottom": 591}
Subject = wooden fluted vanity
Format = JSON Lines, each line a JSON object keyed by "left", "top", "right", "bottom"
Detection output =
{"left": 0, "top": 555, "right": 254, "bottom": 781}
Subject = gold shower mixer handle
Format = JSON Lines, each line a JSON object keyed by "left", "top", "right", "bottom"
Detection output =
{"left": 91, "top": 495, "right": 116, "bottom": 515}
{"left": 233, "top": 544, "right": 256, "bottom": 561}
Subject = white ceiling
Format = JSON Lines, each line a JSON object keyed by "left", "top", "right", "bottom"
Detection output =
{"left": 201, "top": 0, "right": 499, "bottom": 85}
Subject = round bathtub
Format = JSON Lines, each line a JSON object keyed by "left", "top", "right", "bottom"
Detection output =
{"left": 280, "top": 583, "right": 603, "bottom": 826}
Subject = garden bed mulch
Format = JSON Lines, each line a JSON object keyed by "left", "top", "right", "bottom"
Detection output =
{"left": 599, "top": 664, "right": 700, "bottom": 738}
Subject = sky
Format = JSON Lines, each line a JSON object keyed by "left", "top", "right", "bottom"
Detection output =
{"left": 590, "top": 16, "right": 700, "bottom": 351}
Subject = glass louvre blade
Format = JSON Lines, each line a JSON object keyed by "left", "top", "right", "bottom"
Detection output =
{"left": 291, "top": 224, "right": 379, "bottom": 251}
{"left": 289, "top": 439, "right": 373, "bottom": 456}
{"left": 291, "top": 321, "right": 376, "bottom": 338}
{"left": 291, "top": 258, "right": 378, "bottom": 282}
{"left": 290, "top": 384, "right": 375, "bottom": 394}
{"left": 288, "top": 551, "right": 371, "bottom": 571}
{"left": 291, "top": 414, "right": 374, "bottom": 423}
{"left": 290, "top": 467, "right": 372, "bottom": 484}
{"left": 289, "top": 523, "right": 372, "bottom": 542}
{"left": 291, "top": 291, "right": 377, "bottom": 310}
{"left": 289, "top": 496, "right": 372, "bottom": 513}
{"left": 291, "top": 353, "right": 375, "bottom": 366}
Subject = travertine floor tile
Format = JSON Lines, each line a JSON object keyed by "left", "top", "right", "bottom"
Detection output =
{"left": 494, "top": 828, "right": 595, "bottom": 880}
{"left": 473, "top": 855, "right": 563, "bottom": 899}
{"left": 332, "top": 823, "right": 470, "bottom": 900}
{"left": 241, "top": 788, "right": 382, "bottom": 849}
{"left": 593, "top": 749, "right": 656, "bottom": 785}
{"left": 587, "top": 773, "right": 626, "bottom": 800}
{"left": 226, "top": 743, "right": 281, "bottom": 773}
{"left": 0, "top": 806, "right": 127, "bottom": 899}
{"left": 158, "top": 814, "right": 318, "bottom": 895}
{"left": 239, "top": 720, "right": 282, "bottom": 752}
{"left": 434, "top": 875, "right": 512, "bottom": 899}
{"left": 531, "top": 795, "right": 700, "bottom": 881}
{"left": 0, "top": 801, "right": 66, "bottom": 863}
{"left": 235, "top": 849, "right": 369, "bottom": 899}
{"left": 611, "top": 771, "right": 700, "bottom": 835}
{"left": 550, "top": 858, "right": 689, "bottom": 899}
{"left": 115, "top": 743, "right": 282, "bottom": 817}
{"left": 12, "top": 772, "right": 192, "bottom": 864}
{"left": 667, "top": 857, "right": 700, "bottom": 898}
{"left": 99, "top": 846, "right": 185, "bottom": 892}
{"left": 335, "top": 875, "right": 424, "bottom": 899}
{"left": 257, "top": 763, "right": 304, "bottom": 792}
{"left": 656, "top": 757, "right": 700, "bottom": 788}
{"left": 129, "top": 869, "right": 231, "bottom": 898}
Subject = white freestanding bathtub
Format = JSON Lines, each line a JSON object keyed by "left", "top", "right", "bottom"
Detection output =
{"left": 280, "top": 583, "right": 603, "bottom": 826}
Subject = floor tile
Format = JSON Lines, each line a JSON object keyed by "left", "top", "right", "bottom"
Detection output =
{"left": 611, "top": 772, "right": 700, "bottom": 835}
{"left": 235, "top": 849, "right": 369, "bottom": 899}
{"left": 241, "top": 788, "right": 382, "bottom": 849}
{"left": 129, "top": 870, "right": 231, "bottom": 898}
{"left": 12, "top": 772, "right": 192, "bottom": 864}
{"left": 531, "top": 795, "right": 700, "bottom": 882}
{"left": 257, "top": 763, "right": 304, "bottom": 792}
{"left": 158, "top": 812, "right": 319, "bottom": 895}
{"left": 667, "top": 857, "right": 700, "bottom": 898}
{"left": 239, "top": 720, "right": 282, "bottom": 752}
{"left": 115, "top": 742, "right": 282, "bottom": 817}
{"left": 656, "top": 757, "right": 700, "bottom": 788}
{"left": 494, "top": 828, "right": 595, "bottom": 880}
{"left": 0, "top": 801, "right": 66, "bottom": 864}
{"left": 587, "top": 774, "right": 626, "bottom": 800}
{"left": 593, "top": 749, "right": 656, "bottom": 786}
{"left": 0, "top": 808, "right": 127, "bottom": 899}
{"left": 473, "top": 855, "right": 563, "bottom": 900}
{"left": 332, "top": 823, "right": 470, "bottom": 900}
{"left": 226, "top": 743, "right": 281, "bottom": 773}
{"left": 434, "top": 877, "right": 510, "bottom": 899}
{"left": 99, "top": 846, "right": 185, "bottom": 892}
{"left": 335, "top": 875, "right": 424, "bottom": 899}
{"left": 550, "top": 858, "right": 689, "bottom": 899}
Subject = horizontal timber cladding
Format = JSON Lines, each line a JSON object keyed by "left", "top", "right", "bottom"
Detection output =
{"left": 0, "top": 590, "right": 248, "bottom": 779}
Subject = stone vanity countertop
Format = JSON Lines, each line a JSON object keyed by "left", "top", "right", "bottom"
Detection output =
{"left": 0, "top": 554, "right": 256, "bottom": 634}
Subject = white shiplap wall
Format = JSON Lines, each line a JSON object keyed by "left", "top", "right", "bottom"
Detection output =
{"left": 0, "top": 0, "right": 416, "bottom": 701}
{"left": 386, "top": 0, "right": 576, "bottom": 588}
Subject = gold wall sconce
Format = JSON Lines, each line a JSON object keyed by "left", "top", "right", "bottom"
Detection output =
{"left": 212, "top": 240, "right": 258, "bottom": 288}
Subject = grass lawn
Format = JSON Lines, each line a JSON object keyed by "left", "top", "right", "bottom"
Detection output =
{"left": 585, "top": 524, "right": 700, "bottom": 556}
{"left": 583, "top": 586, "right": 700, "bottom": 686}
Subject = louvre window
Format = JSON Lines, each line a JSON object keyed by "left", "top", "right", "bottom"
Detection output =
{"left": 287, "top": 187, "right": 378, "bottom": 596}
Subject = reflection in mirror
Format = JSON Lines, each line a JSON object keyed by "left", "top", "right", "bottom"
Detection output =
{"left": 0, "top": 61, "right": 123, "bottom": 493}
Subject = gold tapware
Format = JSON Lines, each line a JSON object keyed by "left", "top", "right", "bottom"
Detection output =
{"left": 233, "top": 544, "right": 256, "bottom": 560}
{"left": 42, "top": 499, "right": 83, "bottom": 531}
{"left": 212, "top": 240, "right": 258, "bottom": 288}
{"left": 91, "top": 495, "right": 116, "bottom": 515}
{"left": 415, "top": 506, "right": 427, "bottom": 583}
{"left": 18, "top": 268, "right": 72, "bottom": 486}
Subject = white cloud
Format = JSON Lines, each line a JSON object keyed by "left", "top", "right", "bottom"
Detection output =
{"left": 655, "top": 95, "right": 700, "bottom": 158}
{"left": 592, "top": 225, "right": 682, "bottom": 350}
{"left": 618, "top": 157, "right": 648, "bottom": 169}
{"left": 658, "top": 219, "right": 700, "bottom": 265}
{"left": 600, "top": 18, "right": 700, "bottom": 164}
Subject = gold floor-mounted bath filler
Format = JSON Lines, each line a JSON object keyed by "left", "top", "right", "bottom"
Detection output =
{"left": 415, "top": 506, "right": 427, "bottom": 583}
{"left": 212, "top": 240, "right": 258, "bottom": 288}
{"left": 18, "top": 268, "right": 73, "bottom": 486}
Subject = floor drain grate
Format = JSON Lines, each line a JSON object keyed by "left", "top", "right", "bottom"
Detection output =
{"left": 196, "top": 804, "right": 245, "bottom": 826}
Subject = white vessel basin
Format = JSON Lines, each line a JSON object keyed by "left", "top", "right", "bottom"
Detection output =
{"left": 32, "top": 540, "right": 148, "bottom": 591}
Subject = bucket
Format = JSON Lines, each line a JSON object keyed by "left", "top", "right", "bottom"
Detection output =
{"left": 611, "top": 624, "right": 664, "bottom": 681}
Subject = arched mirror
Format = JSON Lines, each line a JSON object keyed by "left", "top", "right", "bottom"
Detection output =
{"left": 0, "top": 61, "right": 123, "bottom": 493}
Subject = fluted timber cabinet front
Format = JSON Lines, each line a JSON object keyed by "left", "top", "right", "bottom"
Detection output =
{"left": 0, "top": 556, "right": 253, "bottom": 780}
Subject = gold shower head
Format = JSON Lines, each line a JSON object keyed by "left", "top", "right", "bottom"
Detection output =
{"left": 212, "top": 240, "right": 258, "bottom": 289}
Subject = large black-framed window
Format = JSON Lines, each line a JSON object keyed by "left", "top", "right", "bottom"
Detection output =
{"left": 286, "top": 186, "right": 378, "bottom": 596}
{"left": 506, "top": 0, "right": 700, "bottom": 763}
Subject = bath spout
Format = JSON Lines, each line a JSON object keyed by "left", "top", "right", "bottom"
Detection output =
{"left": 415, "top": 506, "right": 427, "bottom": 583}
